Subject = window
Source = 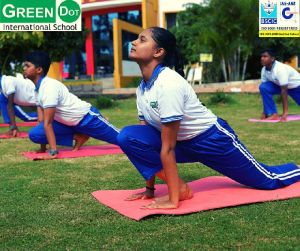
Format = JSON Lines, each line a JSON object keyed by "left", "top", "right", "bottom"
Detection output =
{"left": 92, "top": 11, "right": 142, "bottom": 78}
{"left": 165, "top": 13, "right": 177, "bottom": 29}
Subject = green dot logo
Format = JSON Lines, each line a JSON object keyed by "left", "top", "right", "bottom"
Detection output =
{"left": 58, "top": 0, "right": 81, "bottom": 23}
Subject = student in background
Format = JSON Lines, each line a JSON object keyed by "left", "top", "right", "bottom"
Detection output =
{"left": 23, "top": 51, "right": 119, "bottom": 159}
{"left": 259, "top": 49, "right": 300, "bottom": 121}
{"left": 0, "top": 74, "right": 37, "bottom": 136}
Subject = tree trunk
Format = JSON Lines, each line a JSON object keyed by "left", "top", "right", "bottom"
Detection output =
{"left": 221, "top": 57, "right": 228, "bottom": 82}
{"left": 227, "top": 60, "right": 232, "bottom": 81}
{"left": 237, "top": 47, "right": 241, "bottom": 81}
{"left": 233, "top": 51, "right": 237, "bottom": 81}
{"left": 242, "top": 55, "right": 248, "bottom": 81}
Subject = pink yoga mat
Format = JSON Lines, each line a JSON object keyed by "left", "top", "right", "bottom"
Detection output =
{"left": 92, "top": 176, "right": 300, "bottom": 221}
{"left": 0, "top": 122, "right": 37, "bottom": 127}
{"left": 248, "top": 114, "right": 300, "bottom": 123}
{"left": 0, "top": 132, "right": 28, "bottom": 139}
{"left": 23, "top": 144, "right": 123, "bottom": 160}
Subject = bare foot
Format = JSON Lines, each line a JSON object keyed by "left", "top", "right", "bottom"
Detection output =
{"left": 125, "top": 187, "right": 155, "bottom": 201}
{"left": 280, "top": 114, "right": 287, "bottom": 122}
{"left": 265, "top": 113, "right": 279, "bottom": 120}
{"left": 260, "top": 112, "right": 266, "bottom": 120}
{"left": 155, "top": 183, "right": 193, "bottom": 202}
{"left": 73, "top": 134, "right": 90, "bottom": 151}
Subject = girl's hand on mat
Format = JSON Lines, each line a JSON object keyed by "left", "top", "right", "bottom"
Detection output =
{"left": 11, "top": 129, "right": 19, "bottom": 137}
{"left": 5, "top": 129, "right": 18, "bottom": 137}
{"left": 141, "top": 200, "right": 178, "bottom": 210}
{"left": 125, "top": 190, "right": 154, "bottom": 201}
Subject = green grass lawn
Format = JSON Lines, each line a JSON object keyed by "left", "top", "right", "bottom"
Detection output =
{"left": 1, "top": 93, "right": 300, "bottom": 250}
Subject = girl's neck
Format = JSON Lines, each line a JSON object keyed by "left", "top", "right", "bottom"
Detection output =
{"left": 139, "top": 61, "right": 161, "bottom": 82}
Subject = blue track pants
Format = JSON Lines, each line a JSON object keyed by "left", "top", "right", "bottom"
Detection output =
{"left": 259, "top": 81, "right": 300, "bottom": 116}
{"left": 117, "top": 118, "right": 300, "bottom": 190}
{"left": 29, "top": 107, "right": 119, "bottom": 146}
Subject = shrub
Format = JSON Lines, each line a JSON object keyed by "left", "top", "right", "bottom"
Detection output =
{"left": 208, "top": 92, "right": 236, "bottom": 105}
{"left": 127, "top": 77, "right": 142, "bottom": 88}
{"left": 95, "top": 95, "right": 114, "bottom": 109}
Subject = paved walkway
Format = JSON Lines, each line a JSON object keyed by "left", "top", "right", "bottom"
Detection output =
{"left": 65, "top": 78, "right": 261, "bottom": 96}
{"left": 102, "top": 79, "right": 261, "bottom": 95}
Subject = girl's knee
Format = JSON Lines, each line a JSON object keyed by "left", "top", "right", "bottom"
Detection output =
{"left": 259, "top": 82, "right": 268, "bottom": 93}
{"left": 253, "top": 181, "right": 281, "bottom": 190}
{"left": 117, "top": 126, "right": 137, "bottom": 147}
{"left": 28, "top": 129, "right": 38, "bottom": 143}
{"left": 28, "top": 127, "right": 43, "bottom": 143}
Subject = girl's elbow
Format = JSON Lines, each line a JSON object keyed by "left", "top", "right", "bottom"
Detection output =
{"left": 43, "top": 122, "right": 52, "bottom": 128}
{"left": 160, "top": 147, "right": 175, "bottom": 159}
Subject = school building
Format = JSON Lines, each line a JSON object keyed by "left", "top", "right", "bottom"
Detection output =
{"left": 47, "top": 0, "right": 299, "bottom": 88}
{"left": 48, "top": 0, "right": 202, "bottom": 88}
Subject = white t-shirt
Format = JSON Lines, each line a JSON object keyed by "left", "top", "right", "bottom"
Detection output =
{"left": 37, "top": 77, "right": 91, "bottom": 126}
{"left": 261, "top": 60, "right": 300, "bottom": 89}
{"left": 136, "top": 67, "right": 217, "bottom": 141}
{"left": 1, "top": 75, "right": 37, "bottom": 106}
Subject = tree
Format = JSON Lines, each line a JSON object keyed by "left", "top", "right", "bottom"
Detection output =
{"left": 173, "top": 0, "right": 300, "bottom": 82}
{"left": 0, "top": 32, "right": 44, "bottom": 74}
{"left": 173, "top": 0, "right": 258, "bottom": 82}
{"left": 256, "top": 38, "right": 300, "bottom": 62}
{"left": 41, "top": 30, "right": 88, "bottom": 62}
{"left": 0, "top": 30, "right": 88, "bottom": 75}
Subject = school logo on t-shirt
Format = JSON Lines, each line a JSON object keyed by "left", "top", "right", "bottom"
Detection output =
{"left": 0, "top": 0, "right": 81, "bottom": 31}
{"left": 150, "top": 101, "right": 158, "bottom": 109}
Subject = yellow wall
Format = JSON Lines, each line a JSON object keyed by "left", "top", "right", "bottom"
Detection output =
{"left": 142, "top": 0, "right": 159, "bottom": 29}
{"left": 47, "top": 62, "right": 62, "bottom": 81}
{"left": 288, "top": 56, "right": 298, "bottom": 69}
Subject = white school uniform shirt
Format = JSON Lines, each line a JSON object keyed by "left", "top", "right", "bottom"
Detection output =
{"left": 261, "top": 60, "right": 300, "bottom": 89}
{"left": 37, "top": 77, "right": 91, "bottom": 126}
{"left": 136, "top": 67, "right": 217, "bottom": 141}
{"left": 1, "top": 75, "right": 37, "bottom": 106}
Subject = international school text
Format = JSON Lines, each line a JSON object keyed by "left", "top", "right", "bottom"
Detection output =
{"left": 2, "top": 23, "right": 78, "bottom": 31}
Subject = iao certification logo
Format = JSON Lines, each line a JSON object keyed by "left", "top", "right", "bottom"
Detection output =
{"left": 259, "top": 0, "right": 300, "bottom": 37}
{"left": 0, "top": 0, "right": 81, "bottom": 31}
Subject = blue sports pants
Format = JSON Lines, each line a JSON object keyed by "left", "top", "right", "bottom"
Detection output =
{"left": 117, "top": 118, "right": 300, "bottom": 190}
{"left": 29, "top": 107, "right": 119, "bottom": 146}
{"left": 0, "top": 93, "right": 37, "bottom": 123}
{"left": 259, "top": 81, "right": 300, "bottom": 116}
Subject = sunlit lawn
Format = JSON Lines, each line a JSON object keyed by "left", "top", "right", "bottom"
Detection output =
{"left": 1, "top": 93, "right": 300, "bottom": 250}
